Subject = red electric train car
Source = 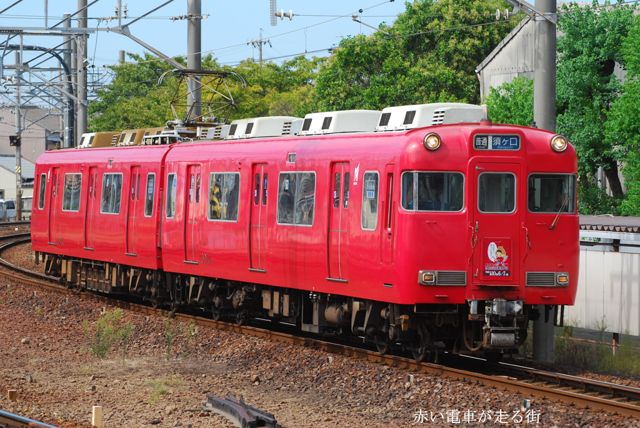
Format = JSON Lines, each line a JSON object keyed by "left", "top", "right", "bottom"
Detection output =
{"left": 31, "top": 103, "right": 579, "bottom": 360}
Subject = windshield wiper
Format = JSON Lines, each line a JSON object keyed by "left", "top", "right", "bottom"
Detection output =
{"left": 548, "top": 194, "right": 569, "bottom": 230}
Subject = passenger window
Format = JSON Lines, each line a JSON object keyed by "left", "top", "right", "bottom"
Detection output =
{"left": 38, "top": 173, "right": 46, "bottom": 209}
{"left": 528, "top": 174, "right": 576, "bottom": 213}
{"left": 277, "top": 172, "right": 316, "bottom": 226}
{"left": 208, "top": 173, "right": 240, "bottom": 221}
{"left": 262, "top": 174, "right": 268, "bottom": 205}
{"left": 333, "top": 173, "right": 341, "bottom": 208}
{"left": 166, "top": 173, "right": 177, "bottom": 218}
{"left": 62, "top": 173, "right": 82, "bottom": 212}
{"left": 478, "top": 173, "right": 515, "bottom": 213}
{"left": 402, "top": 171, "right": 464, "bottom": 212}
{"left": 254, "top": 174, "right": 260, "bottom": 205}
{"left": 344, "top": 172, "right": 350, "bottom": 208}
{"left": 101, "top": 173, "right": 123, "bottom": 214}
{"left": 361, "top": 172, "right": 379, "bottom": 230}
{"left": 144, "top": 174, "right": 155, "bottom": 217}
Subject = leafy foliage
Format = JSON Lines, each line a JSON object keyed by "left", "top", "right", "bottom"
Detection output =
{"left": 485, "top": 77, "right": 533, "bottom": 126}
{"left": 311, "top": 0, "right": 518, "bottom": 110}
{"left": 89, "top": 54, "right": 322, "bottom": 130}
{"left": 606, "top": 15, "right": 640, "bottom": 215}
{"left": 556, "top": 1, "right": 634, "bottom": 198}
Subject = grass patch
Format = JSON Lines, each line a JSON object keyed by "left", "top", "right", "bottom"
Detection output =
{"left": 555, "top": 333, "right": 640, "bottom": 377}
{"left": 82, "top": 308, "right": 135, "bottom": 359}
{"left": 147, "top": 377, "right": 181, "bottom": 404}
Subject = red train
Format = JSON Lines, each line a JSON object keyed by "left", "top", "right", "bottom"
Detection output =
{"left": 31, "top": 103, "right": 579, "bottom": 360}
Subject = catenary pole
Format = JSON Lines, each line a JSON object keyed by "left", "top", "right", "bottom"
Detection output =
{"left": 76, "top": 0, "right": 88, "bottom": 144}
{"left": 187, "top": 0, "right": 201, "bottom": 120}
{"left": 533, "top": 0, "right": 557, "bottom": 364}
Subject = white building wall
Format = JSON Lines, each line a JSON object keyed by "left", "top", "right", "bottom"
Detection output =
{"left": 565, "top": 247, "right": 640, "bottom": 336}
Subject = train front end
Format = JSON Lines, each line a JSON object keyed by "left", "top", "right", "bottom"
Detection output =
{"left": 398, "top": 121, "right": 579, "bottom": 355}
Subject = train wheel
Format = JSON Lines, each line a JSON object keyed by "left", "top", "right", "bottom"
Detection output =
{"left": 235, "top": 310, "right": 248, "bottom": 326}
{"left": 373, "top": 331, "right": 390, "bottom": 355}
{"left": 411, "top": 325, "right": 432, "bottom": 363}
{"left": 211, "top": 309, "right": 221, "bottom": 321}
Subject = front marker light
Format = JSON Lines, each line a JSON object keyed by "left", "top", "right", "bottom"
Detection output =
{"left": 556, "top": 272, "right": 569, "bottom": 286}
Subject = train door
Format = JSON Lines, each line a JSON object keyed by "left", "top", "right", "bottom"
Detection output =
{"left": 249, "top": 163, "right": 268, "bottom": 272}
{"left": 48, "top": 167, "right": 60, "bottom": 245}
{"left": 125, "top": 166, "right": 141, "bottom": 255}
{"left": 381, "top": 163, "right": 395, "bottom": 264}
{"left": 184, "top": 165, "right": 201, "bottom": 263}
{"left": 327, "top": 162, "right": 350, "bottom": 281}
{"left": 84, "top": 166, "right": 98, "bottom": 249}
{"left": 470, "top": 161, "right": 521, "bottom": 286}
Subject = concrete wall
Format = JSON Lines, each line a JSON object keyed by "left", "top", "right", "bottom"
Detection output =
{"left": 0, "top": 107, "right": 61, "bottom": 164}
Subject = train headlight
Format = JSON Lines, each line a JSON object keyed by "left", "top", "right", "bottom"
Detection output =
{"left": 550, "top": 135, "right": 568, "bottom": 152}
{"left": 423, "top": 133, "right": 442, "bottom": 151}
{"left": 556, "top": 272, "right": 569, "bottom": 286}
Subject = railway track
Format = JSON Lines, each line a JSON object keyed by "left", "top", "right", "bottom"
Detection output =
{"left": 0, "top": 408, "right": 56, "bottom": 428}
{"left": 1, "top": 233, "right": 639, "bottom": 419}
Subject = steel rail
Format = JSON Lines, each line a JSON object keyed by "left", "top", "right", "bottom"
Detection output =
{"left": 0, "top": 408, "right": 57, "bottom": 428}
{"left": 1, "top": 236, "right": 639, "bottom": 418}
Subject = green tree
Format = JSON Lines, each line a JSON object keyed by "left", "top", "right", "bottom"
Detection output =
{"left": 312, "top": 0, "right": 518, "bottom": 111}
{"left": 485, "top": 76, "right": 533, "bottom": 126}
{"left": 557, "top": 1, "right": 635, "bottom": 199}
{"left": 606, "top": 15, "right": 640, "bottom": 214}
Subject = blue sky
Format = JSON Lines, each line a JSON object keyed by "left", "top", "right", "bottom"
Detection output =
{"left": 0, "top": 0, "right": 409, "bottom": 67}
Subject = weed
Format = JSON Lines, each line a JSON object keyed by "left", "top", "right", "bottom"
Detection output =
{"left": 82, "top": 308, "right": 135, "bottom": 359}
{"left": 163, "top": 318, "right": 178, "bottom": 359}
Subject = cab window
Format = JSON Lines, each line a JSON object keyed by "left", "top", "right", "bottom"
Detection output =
{"left": 402, "top": 172, "right": 463, "bottom": 211}
{"left": 528, "top": 174, "right": 576, "bottom": 213}
{"left": 478, "top": 173, "right": 515, "bottom": 213}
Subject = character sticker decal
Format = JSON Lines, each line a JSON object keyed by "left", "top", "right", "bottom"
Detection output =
{"left": 484, "top": 240, "right": 511, "bottom": 277}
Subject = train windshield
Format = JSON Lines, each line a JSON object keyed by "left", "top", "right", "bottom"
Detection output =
{"left": 478, "top": 173, "right": 515, "bottom": 213}
{"left": 401, "top": 172, "right": 463, "bottom": 211}
{"left": 528, "top": 174, "right": 576, "bottom": 213}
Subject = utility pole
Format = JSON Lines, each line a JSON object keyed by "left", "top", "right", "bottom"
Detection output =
{"left": 533, "top": 0, "right": 557, "bottom": 364}
{"left": 76, "top": 0, "right": 88, "bottom": 144}
{"left": 248, "top": 28, "right": 271, "bottom": 65}
{"left": 63, "top": 13, "right": 73, "bottom": 148}
{"left": 187, "top": 0, "right": 202, "bottom": 120}
{"left": 119, "top": 50, "right": 125, "bottom": 64}
{"left": 14, "top": 47, "right": 23, "bottom": 221}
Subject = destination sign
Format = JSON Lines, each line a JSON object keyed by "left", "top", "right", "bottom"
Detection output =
{"left": 473, "top": 135, "right": 520, "bottom": 151}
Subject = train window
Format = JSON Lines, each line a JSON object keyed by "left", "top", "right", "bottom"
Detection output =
{"left": 401, "top": 172, "right": 464, "bottom": 211}
{"left": 528, "top": 174, "right": 576, "bottom": 213}
{"left": 166, "top": 173, "right": 177, "bottom": 218}
{"left": 478, "top": 173, "right": 515, "bottom": 213}
{"left": 254, "top": 174, "right": 260, "bottom": 205}
{"left": 100, "top": 173, "right": 123, "bottom": 214}
{"left": 344, "top": 172, "right": 350, "bottom": 208}
{"left": 262, "top": 174, "right": 268, "bottom": 205}
{"left": 62, "top": 173, "right": 81, "bottom": 212}
{"left": 361, "top": 172, "right": 379, "bottom": 230}
{"left": 208, "top": 173, "right": 240, "bottom": 221}
{"left": 38, "top": 173, "right": 46, "bottom": 210}
{"left": 333, "top": 173, "right": 341, "bottom": 208}
{"left": 277, "top": 172, "right": 316, "bottom": 226}
{"left": 144, "top": 174, "right": 155, "bottom": 217}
